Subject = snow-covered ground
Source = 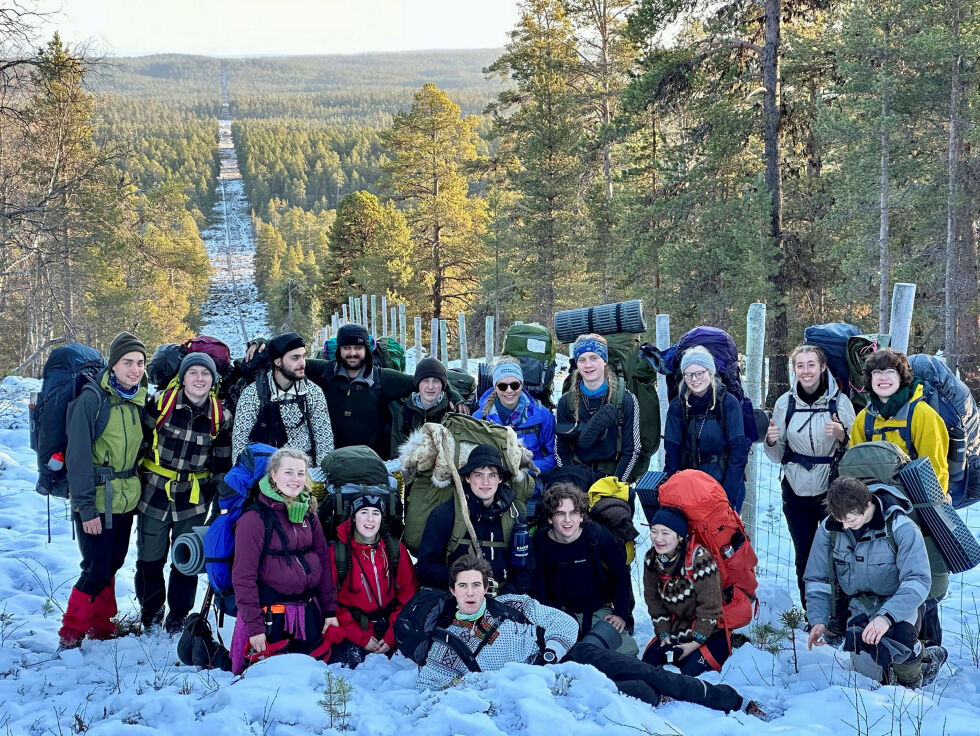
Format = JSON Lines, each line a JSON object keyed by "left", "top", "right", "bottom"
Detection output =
{"left": 4, "top": 366, "right": 980, "bottom": 734}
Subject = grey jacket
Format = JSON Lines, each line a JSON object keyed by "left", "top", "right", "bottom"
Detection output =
{"left": 804, "top": 489, "right": 930, "bottom": 626}
{"left": 765, "top": 368, "right": 856, "bottom": 497}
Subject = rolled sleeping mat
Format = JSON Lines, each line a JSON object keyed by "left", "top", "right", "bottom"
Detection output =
{"left": 897, "top": 458, "right": 980, "bottom": 574}
{"left": 554, "top": 300, "right": 646, "bottom": 344}
{"left": 635, "top": 470, "right": 667, "bottom": 524}
{"left": 172, "top": 526, "right": 209, "bottom": 576}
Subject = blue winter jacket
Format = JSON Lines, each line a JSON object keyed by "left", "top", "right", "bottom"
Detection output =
{"left": 664, "top": 384, "right": 747, "bottom": 511}
{"left": 477, "top": 388, "right": 556, "bottom": 485}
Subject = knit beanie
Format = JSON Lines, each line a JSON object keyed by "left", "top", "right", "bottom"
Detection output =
{"left": 178, "top": 351, "right": 218, "bottom": 385}
{"left": 350, "top": 491, "right": 388, "bottom": 517}
{"left": 108, "top": 332, "right": 146, "bottom": 369}
{"left": 572, "top": 335, "right": 608, "bottom": 363}
{"left": 268, "top": 332, "right": 305, "bottom": 361}
{"left": 680, "top": 345, "right": 716, "bottom": 376}
{"left": 651, "top": 507, "right": 688, "bottom": 539}
{"left": 492, "top": 359, "right": 524, "bottom": 386}
{"left": 337, "top": 324, "right": 370, "bottom": 349}
{"left": 414, "top": 357, "right": 448, "bottom": 390}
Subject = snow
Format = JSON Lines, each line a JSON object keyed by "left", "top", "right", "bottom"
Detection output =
{"left": 5, "top": 374, "right": 980, "bottom": 734}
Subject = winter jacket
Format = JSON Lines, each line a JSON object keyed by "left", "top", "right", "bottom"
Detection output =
{"left": 765, "top": 368, "right": 857, "bottom": 497}
{"left": 477, "top": 388, "right": 556, "bottom": 484}
{"left": 554, "top": 375, "right": 641, "bottom": 483}
{"left": 231, "top": 489, "right": 338, "bottom": 638}
{"left": 326, "top": 519, "right": 418, "bottom": 650}
{"left": 804, "top": 489, "right": 930, "bottom": 627}
{"left": 231, "top": 371, "right": 333, "bottom": 466}
{"left": 663, "top": 384, "right": 747, "bottom": 510}
{"left": 139, "top": 390, "right": 233, "bottom": 522}
{"left": 415, "top": 484, "right": 534, "bottom": 594}
{"left": 389, "top": 392, "right": 454, "bottom": 458}
{"left": 66, "top": 369, "right": 147, "bottom": 522}
{"left": 415, "top": 594, "right": 579, "bottom": 691}
{"left": 644, "top": 543, "right": 724, "bottom": 644}
{"left": 850, "top": 383, "right": 950, "bottom": 492}
{"left": 531, "top": 522, "right": 633, "bottom": 628}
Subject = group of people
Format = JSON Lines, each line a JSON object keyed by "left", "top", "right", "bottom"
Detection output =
{"left": 54, "top": 319, "right": 953, "bottom": 708}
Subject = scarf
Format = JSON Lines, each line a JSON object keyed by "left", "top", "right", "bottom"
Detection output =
{"left": 869, "top": 380, "right": 917, "bottom": 419}
{"left": 108, "top": 372, "right": 140, "bottom": 400}
{"left": 796, "top": 372, "right": 829, "bottom": 406}
{"left": 259, "top": 475, "right": 310, "bottom": 523}
{"left": 581, "top": 380, "right": 608, "bottom": 399}
{"left": 455, "top": 600, "right": 487, "bottom": 622}
{"left": 494, "top": 392, "right": 529, "bottom": 426}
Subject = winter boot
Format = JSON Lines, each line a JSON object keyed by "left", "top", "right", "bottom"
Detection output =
{"left": 164, "top": 568, "right": 199, "bottom": 635}
{"left": 888, "top": 648, "right": 924, "bottom": 689}
{"left": 58, "top": 587, "right": 97, "bottom": 650}
{"left": 135, "top": 560, "right": 166, "bottom": 630}
{"left": 192, "top": 635, "right": 233, "bottom": 672}
{"left": 88, "top": 579, "right": 119, "bottom": 640}
{"left": 920, "top": 645, "right": 948, "bottom": 686}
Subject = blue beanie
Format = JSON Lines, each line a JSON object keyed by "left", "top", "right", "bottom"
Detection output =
{"left": 651, "top": 507, "right": 688, "bottom": 538}
{"left": 493, "top": 359, "right": 523, "bottom": 385}
{"left": 572, "top": 336, "right": 608, "bottom": 363}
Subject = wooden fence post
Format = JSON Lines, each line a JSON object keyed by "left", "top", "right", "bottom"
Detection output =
{"left": 889, "top": 282, "right": 917, "bottom": 353}
{"left": 744, "top": 302, "right": 767, "bottom": 539}
{"left": 485, "top": 316, "right": 495, "bottom": 368}
{"left": 430, "top": 318, "right": 439, "bottom": 360}
{"left": 399, "top": 303, "right": 407, "bottom": 348}
{"left": 360, "top": 294, "right": 368, "bottom": 328}
{"left": 458, "top": 313, "right": 468, "bottom": 371}
{"left": 381, "top": 296, "right": 388, "bottom": 337}
{"left": 439, "top": 319, "right": 449, "bottom": 365}
{"left": 414, "top": 317, "right": 423, "bottom": 363}
{"left": 341, "top": 304, "right": 348, "bottom": 325}
{"left": 655, "top": 314, "right": 671, "bottom": 470}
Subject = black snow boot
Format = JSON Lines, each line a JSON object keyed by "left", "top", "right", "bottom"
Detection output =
{"left": 135, "top": 559, "right": 167, "bottom": 630}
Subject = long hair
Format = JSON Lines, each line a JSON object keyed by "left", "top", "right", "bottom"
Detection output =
{"left": 478, "top": 357, "right": 523, "bottom": 420}
{"left": 568, "top": 365, "right": 618, "bottom": 423}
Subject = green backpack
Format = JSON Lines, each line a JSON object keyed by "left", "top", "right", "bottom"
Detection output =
{"left": 319, "top": 446, "right": 401, "bottom": 540}
{"left": 502, "top": 322, "right": 557, "bottom": 409}
{"left": 441, "top": 413, "right": 535, "bottom": 504}
{"left": 376, "top": 337, "right": 406, "bottom": 373}
{"left": 845, "top": 334, "right": 891, "bottom": 408}
{"left": 602, "top": 332, "right": 661, "bottom": 481}
{"left": 837, "top": 442, "right": 949, "bottom": 600}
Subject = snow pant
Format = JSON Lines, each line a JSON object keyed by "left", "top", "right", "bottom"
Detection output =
{"left": 642, "top": 630, "right": 731, "bottom": 676}
{"left": 59, "top": 511, "right": 134, "bottom": 642}
{"left": 575, "top": 608, "right": 639, "bottom": 658}
{"left": 564, "top": 642, "right": 745, "bottom": 714}
{"left": 920, "top": 598, "right": 942, "bottom": 647}
{"left": 135, "top": 511, "right": 203, "bottom": 628}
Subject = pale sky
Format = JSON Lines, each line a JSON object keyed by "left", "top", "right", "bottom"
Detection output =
{"left": 37, "top": 0, "right": 522, "bottom": 56}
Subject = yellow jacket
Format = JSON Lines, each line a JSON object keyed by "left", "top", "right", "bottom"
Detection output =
{"left": 850, "top": 383, "right": 950, "bottom": 491}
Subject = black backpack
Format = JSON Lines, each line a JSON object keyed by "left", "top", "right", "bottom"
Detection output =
{"left": 30, "top": 344, "right": 108, "bottom": 498}
{"left": 394, "top": 589, "right": 541, "bottom": 669}
{"left": 318, "top": 445, "right": 401, "bottom": 540}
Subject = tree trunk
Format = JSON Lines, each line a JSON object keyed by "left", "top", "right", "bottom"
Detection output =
{"left": 878, "top": 25, "right": 891, "bottom": 335}
{"left": 944, "top": 5, "right": 962, "bottom": 370}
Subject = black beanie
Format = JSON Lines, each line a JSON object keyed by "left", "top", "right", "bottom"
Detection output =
{"left": 337, "top": 324, "right": 370, "bottom": 349}
{"left": 414, "top": 357, "right": 448, "bottom": 390}
{"left": 268, "top": 332, "right": 305, "bottom": 361}
{"left": 108, "top": 332, "right": 146, "bottom": 369}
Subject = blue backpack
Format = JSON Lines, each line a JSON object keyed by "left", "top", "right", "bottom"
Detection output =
{"left": 803, "top": 322, "right": 861, "bottom": 396}
{"left": 203, "top": 443, "right": 276, "bottom": 616}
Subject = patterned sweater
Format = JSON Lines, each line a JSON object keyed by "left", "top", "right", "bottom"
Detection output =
{"left": 414, "top": 595, "right": 579, "bottom": 691}
{"left": 643, "top": 543, "right": 723, "bottom": 643}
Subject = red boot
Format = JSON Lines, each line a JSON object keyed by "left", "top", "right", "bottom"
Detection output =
{"left": 59, "top": 587, "right": 97, "bottom": 649}
{"left": 88, "top": 579, "right": 119, "bottom": 640}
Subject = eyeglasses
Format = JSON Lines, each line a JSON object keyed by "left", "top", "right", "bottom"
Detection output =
{"left": 496, "top": 382, "right": 522, "bottom": 392}
{"left": 683, "top": 370, "right": 708, "bottom": 381}
{"left": 871, "top": 369, "right": 899, "bottom": 378}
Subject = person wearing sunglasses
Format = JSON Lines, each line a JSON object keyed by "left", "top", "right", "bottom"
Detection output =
{"left": 663, "top": 346, "right": 747, "bottom": 511}
{"left": 477, "top": 358, "right": 556, "bottom": 519}
{"left": 849, "top": 347, "right": 949, "bottom": 651}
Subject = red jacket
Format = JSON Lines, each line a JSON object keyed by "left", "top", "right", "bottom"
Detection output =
{"left": 327, "top": 519, "right": 418, "bottom": 649}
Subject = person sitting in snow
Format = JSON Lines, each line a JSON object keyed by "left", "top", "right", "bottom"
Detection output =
{"left": 413, "top": 554, "right": 764, "bottom": 717}
{"left": 805, "top": 476, "right": 945, "bottom": 687}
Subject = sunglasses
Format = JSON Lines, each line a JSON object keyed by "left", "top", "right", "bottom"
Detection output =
{"left": 496, "top": 381, "right": 522, "bottom": 391}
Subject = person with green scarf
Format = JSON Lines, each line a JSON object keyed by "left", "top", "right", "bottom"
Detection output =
{"left": 229, "top": 448, "right": 338, "bottom": 674}
{"left": 848, "top": 347, "right": 949, "bottom": 654}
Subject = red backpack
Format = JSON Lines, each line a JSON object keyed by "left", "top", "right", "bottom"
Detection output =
{"left": 183, "top": 336, "right": 232, "bottom": 378}
{"left": 657, "top": 469, "right": 759, "bottom": 631}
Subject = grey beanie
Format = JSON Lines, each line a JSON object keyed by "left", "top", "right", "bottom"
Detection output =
{"left": 178, "top": 351, "right": 218, "bottom": 385}
{"left": 680, "top": 345, "right": 716, "bottom": 376}
{"left": 108, "top": 331, "right": 146, "bottom": 369}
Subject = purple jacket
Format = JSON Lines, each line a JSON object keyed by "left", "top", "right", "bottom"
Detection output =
{"left": 232, "top": 493, "right": 337, "bottom": 638}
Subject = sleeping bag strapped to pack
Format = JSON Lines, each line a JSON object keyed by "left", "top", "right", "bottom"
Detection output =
{"left": 30, "top": 344, "right": 108, "bottom": 498}
{"left": 587, "top": 476, "right": 639, "bottom": 564}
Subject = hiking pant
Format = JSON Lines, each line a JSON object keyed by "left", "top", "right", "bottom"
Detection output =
{"left": 135, "top": 511, "right": 204, "bottom": 624}
{"left": 921, "top": 598, "right": 942, "bottom": 647}
{"left": 564, "top": 642, "right": 744, "bottom": 714}
{"left": 73, "top": 511, "right": 134, "bottom": 597}
{"left": 642, "top": 631, "right": 730, "bottom": 676}
{"left": 844, "top": 613, "right": 920, "bottom": 669}
{"left": 782, "top": 479, "right": 826, "bottom": 608}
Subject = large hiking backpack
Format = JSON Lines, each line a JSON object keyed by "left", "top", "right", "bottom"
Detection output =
{"left": 442, "top": 413, "right": 536, "bottom": 504}
{"left": 322, "top": 334, "right": 406, "bottom": 372}
{"left": 587, "top": 476, "right": 639, "bottom": 564}
{"left": 665, "top": 326, "right": 761, "bottom": 445}
{"left": 394, "top": 589, "right": 539, "bottom": 668}
{"left": 501, "top": 322, "right": 557, "bottom": 409}
{"left": 318, "top": 445, "right": 401, "bottom": 540}
{"left": 657, "top": 469, "right": 759, "bottom": 631}
{"left": 146, "top": 336, "right": 232, "bottom": 389}
{"left": 845, "top": 333, "right": 890, "bottom": 408}
{"left": 447, "top": 368, "right": 477, "bottom": 412}
{"left": 202, "top": 443, "right": 276, "bottom": 616}
{"left": 30, "top": 344, "right": 108, "bottom": 498}
{"left": 907, "top": 354, "right": 980, "bottom": 509}
{"left": 802, "top": 324, "right": 890, "bottom": 408}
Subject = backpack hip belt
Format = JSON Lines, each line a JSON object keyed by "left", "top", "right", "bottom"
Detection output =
{"left": 782, "top": 451, "right": 836, "bottom": 471}
{"left": 141, "top": 458, "right": 211, "bottom": 504}
{"left": 93, "top": 465, "right": 138, "bottom": 530}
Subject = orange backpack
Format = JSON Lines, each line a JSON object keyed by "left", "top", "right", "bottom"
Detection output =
{"left": 657, "top": 469, "right": 759, "bottom": 630}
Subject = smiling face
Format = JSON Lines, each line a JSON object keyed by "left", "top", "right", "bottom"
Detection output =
{"left": 495, "top": 378, "right": 523, "bottom": 410}
{"left": 270, "top": 457, "right": 308, "bottom": 498}
{"left": 576, "top": 352, "right": 606, "bottom": 386}
{"left": 340, "top": 345, "right": 366, "bottom": 372}
{"left": 793, "top": 350, "right": 825, "bottom": 392}
{"left": 651, "top": 524, "right": 682, "bottom": 556}
{"left": 182, "top": 365, "right": 214, "bottom": 404}
{"left": 418, "top": 376, "right": 444, "bottom": 408}
{"left": 451, "top": 569, "right": 487, "bottom": 616}
{"left": 549, "top": 498, "right": 584, "bottom": 544}
{"left": 466, "top": 467, "right": 501, "bottom": 505}
{"left": 112, "top": 351, "right": 146, "bottom": 390}
{"left": 682, "top": 366, "right": 712, "bottom": 397}
{"left": 871, "top": 367, "right": 901, "bottom": 400}
{"left": 353, "top": 507, "right": 382, "bottom": 543}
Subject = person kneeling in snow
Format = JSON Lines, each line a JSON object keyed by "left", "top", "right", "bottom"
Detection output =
{"left": 805, "top": 477, "right": 938, "bottom": 687}
{"left": 414, "top": 554, "right": 763, "bottom": 716}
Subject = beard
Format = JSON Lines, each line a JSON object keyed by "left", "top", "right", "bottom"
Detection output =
{"left": 277, "top": 364, "right": 305, "bottom": 383}
{"left": 342, "top": 353, "right": 365, "bottom": 371}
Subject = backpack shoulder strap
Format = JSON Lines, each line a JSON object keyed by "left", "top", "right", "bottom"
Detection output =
{"left": 384, "top": 533, "right": 401, "bottom": 585}
{"left": 333, "top": 540, "right": 350, "bottom": 587}
{"left": 781, "top": 395, "right": 796, "bottom": 465}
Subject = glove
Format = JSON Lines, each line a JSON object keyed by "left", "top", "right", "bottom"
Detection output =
{"left": 578, "top": 404, "right": 620, "bottom": 446}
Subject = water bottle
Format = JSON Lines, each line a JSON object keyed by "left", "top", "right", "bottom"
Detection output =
{"left": 510, "top": 518, "right": 530, "bottom": 567}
